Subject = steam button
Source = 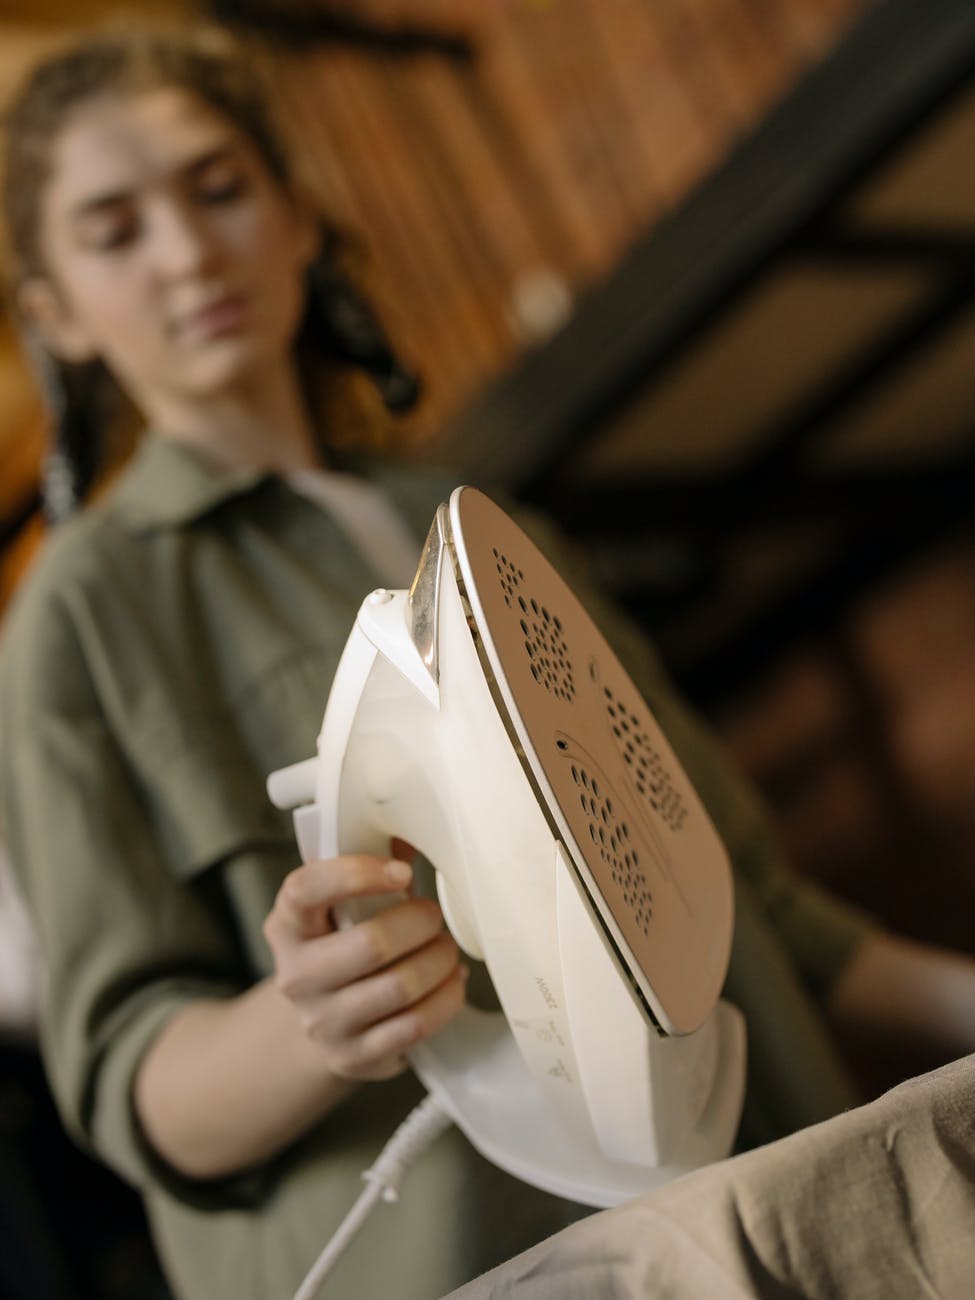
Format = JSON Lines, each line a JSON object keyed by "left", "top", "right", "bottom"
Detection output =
{"left": 367, "top": 588, "right": 394, "bottom": 605}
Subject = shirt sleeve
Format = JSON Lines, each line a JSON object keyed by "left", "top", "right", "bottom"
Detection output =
{"left": 0, "top": 577, "right": 250, "bottom": 1196}
{"left": 510, "top": 504, "right": 877, "bottom": 999}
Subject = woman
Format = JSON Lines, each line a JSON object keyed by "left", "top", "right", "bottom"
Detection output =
{"left": 3, "top": 22, "right": 972, "bottom": 1300}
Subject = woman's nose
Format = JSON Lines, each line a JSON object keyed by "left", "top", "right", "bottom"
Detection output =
{"left": 150, "top": 200, "right": 219, "bottom": 278}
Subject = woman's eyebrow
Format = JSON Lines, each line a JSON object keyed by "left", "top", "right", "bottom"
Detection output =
{"left": 68, "top": 145, "right": 241, "bottom": 219}
{"left": 69, "top": 188, "right": 132, "bottom": 221}
{"left": 182, "top": 144, "right": 241, "bottom": 178}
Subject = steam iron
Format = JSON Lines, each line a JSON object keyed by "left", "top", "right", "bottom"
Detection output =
{"left": 269, "top": 487, "right": 745, "bottom": 1208}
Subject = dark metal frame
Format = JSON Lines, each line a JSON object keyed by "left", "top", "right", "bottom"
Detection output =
{"left": 437, "top": 0, "right": 975, "bottom": 490}
{"left": 434, "top": 0, "right": 975, "bottom": 706}
{"left": 204, "top": 2, "right": 475, "bottom": 59}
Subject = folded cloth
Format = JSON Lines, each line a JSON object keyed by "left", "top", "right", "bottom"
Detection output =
{"left": 444, "top": 1052, "right": 975, "bottom": 1300}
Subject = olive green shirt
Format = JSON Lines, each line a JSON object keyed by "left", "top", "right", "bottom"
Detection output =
{"left": 0, "top": 435, "right": 874, "bottom": 1299}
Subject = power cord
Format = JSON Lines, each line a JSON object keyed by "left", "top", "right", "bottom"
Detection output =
{"left": 292, "top": 1093, "right": 453, "bottom": 1300}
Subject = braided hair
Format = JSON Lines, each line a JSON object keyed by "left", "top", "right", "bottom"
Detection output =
{"left": 2, "top": 23, "right": 420, "bottom": 522}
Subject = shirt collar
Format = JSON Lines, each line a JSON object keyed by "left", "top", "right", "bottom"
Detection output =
{"left": 112, "top": 434, "right": 273, "bottom": 533}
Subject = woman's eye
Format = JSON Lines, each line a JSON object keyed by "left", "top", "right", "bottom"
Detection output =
{"left": 197, "top": 173, "right": 247, "bottom": 204}
{"left": 83, "top": 217, "right": 138, "bottom": 252}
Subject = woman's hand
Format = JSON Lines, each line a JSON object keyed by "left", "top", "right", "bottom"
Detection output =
{"left": 263, "top": 850, "right": 468, "bottom": 1081}
{"left": 828, "top": 931, "right": 975, "bottom": 1061}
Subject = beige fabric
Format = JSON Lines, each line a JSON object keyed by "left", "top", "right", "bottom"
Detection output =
{"left": 446, "top": 1053, "right": 975, "bottom": 1299}
{"left": 0, "top": 435, "right": 877, "bottom": 1298}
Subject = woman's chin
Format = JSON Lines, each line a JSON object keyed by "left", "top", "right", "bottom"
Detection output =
{"left": 177, "top": 337, "right": 278, "bottom": 396}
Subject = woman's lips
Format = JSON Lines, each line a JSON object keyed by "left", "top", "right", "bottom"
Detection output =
{"left": 182, "top": 293, "right": 248, "bottom": 338}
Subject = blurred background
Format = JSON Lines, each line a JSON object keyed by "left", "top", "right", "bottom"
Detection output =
{"left": 3, "top": 0, "right": 975, "bottom": 1295}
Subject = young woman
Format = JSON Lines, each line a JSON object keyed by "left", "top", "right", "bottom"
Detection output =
{"left": 3, "top": 23, "right": 974, "bottom": 1300}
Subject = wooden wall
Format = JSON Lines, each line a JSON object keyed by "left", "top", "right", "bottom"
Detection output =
{"left": 265, "top": 0, "right": 874, "bottom": 440}
{"left": 0, "top": 0, "right": 874, "bottom": 612}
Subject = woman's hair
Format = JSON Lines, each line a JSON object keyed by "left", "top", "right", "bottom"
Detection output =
{"left": 2, "top": 23, "right": 419, "bottom": 520}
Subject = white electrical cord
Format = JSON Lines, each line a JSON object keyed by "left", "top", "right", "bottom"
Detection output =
{"left": 292, "top": 1092, "right": 453, "bottom": 1300}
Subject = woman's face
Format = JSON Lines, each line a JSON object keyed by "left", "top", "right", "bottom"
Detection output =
{"left": 24, "top": 85, "right": 316, "bottom": 406}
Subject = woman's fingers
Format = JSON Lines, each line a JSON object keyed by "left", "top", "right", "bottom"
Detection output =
{"left": 327, "top": 962, "right": 470, "bottom": 1080}
{"left": 274, "top": 896, "right": 446, "bottom": 998}
{"left": 309, "top": 931, "right": 462, "bottom": 1038}
{"left": 264, "top": 851, "right": 469, "bottom": 1081}
{"left": 265, "top": 854, "right": 413, "bottom": 943}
